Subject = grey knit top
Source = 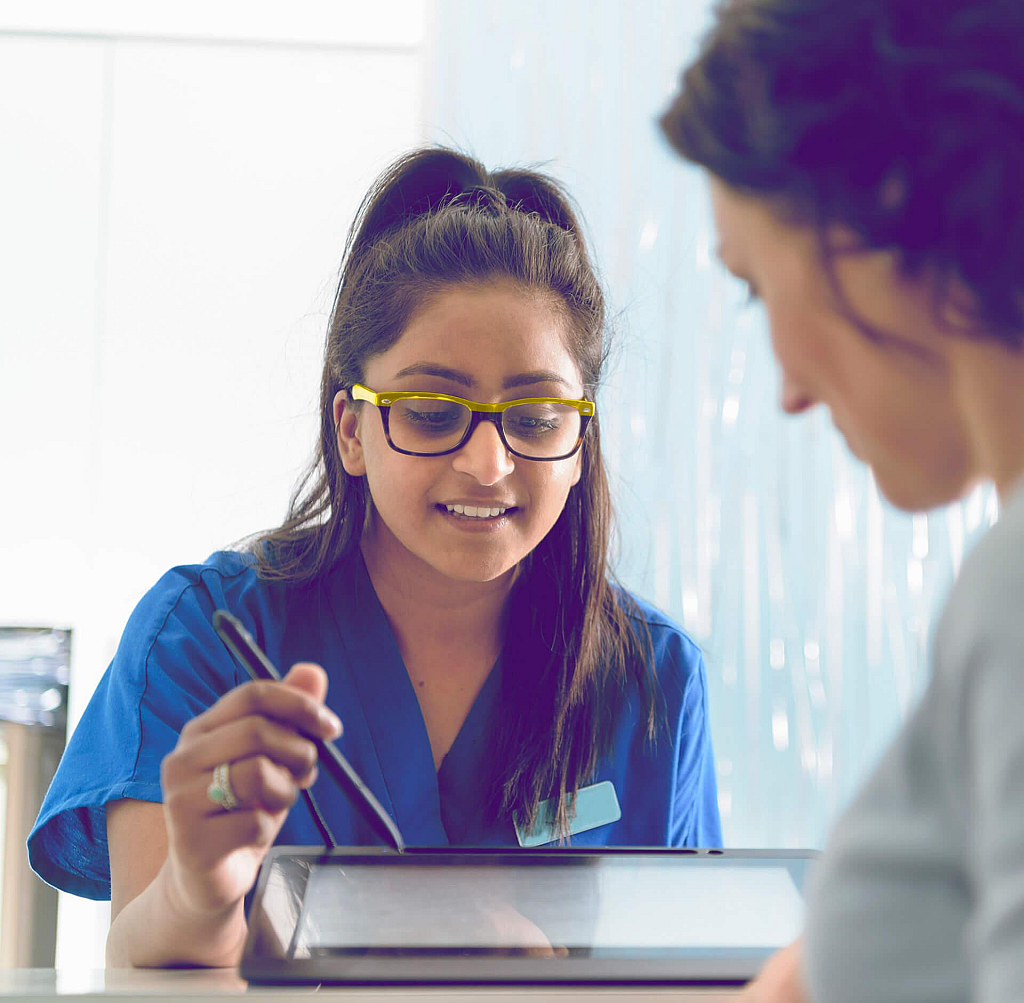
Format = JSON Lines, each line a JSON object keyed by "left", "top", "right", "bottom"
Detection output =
{"left": 805, "top": 475, "right": 1024, "bottom": 1003}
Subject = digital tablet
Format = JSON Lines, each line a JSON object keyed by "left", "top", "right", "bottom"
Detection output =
{"left": 241, "top": 847, "right": 818, "bottom": 985}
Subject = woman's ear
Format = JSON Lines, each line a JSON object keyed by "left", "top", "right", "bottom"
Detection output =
{"left": 333, "top": 390, "right": 366, "bottom": 476}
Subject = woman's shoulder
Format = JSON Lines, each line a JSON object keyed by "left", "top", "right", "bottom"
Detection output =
{"left": 138, "top": 546, "right": 333, "bottom": 619}
{"left": 161, "top": 549, "right": 260, "bottom": 592}
{"left": 612, "top": 585, "right": 702, "bottom": 652}
{"left": 610, "top": 585, "right": 705, "bottom": 689}
{"left": 117, "top": 549, "right": 320, "bottom": 670}
{"left": 938, "top": 487, "right": 1024, "bottom": 675}
{"left": 129, "top": 550, "right": 262, "bottom": 631}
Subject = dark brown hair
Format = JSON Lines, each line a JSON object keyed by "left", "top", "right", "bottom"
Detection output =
{"left": 251, "top": 148, "right": 656, "bottom": 835}
{"left": 660, "top": 0, "right": 1024, "bottom": 348}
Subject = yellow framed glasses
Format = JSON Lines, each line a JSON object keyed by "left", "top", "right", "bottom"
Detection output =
{"left": 349, "top": 384, "right": 595, "bottom": 461}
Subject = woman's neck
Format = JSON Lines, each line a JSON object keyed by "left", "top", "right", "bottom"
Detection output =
{"left": 951, "top": 336, "right": 1024, "bottom": 503}
{"left": 358, "top": 518, "right": 515, "bottom": 662}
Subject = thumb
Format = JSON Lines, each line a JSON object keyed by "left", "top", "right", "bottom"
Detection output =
{"left": 281, "top": 661, "right": 329, "bottom": 704}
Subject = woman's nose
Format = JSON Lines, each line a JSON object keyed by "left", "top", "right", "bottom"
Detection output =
{"left": 450, "top": 419, "right": 515, "bottom": 484}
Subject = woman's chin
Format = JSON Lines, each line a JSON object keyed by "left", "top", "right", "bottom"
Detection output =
{"left": 872, "top": 463, "right": 974, "bottom": 514}
{"left": 425, "top": 550, "right": 521, "bottom": 585}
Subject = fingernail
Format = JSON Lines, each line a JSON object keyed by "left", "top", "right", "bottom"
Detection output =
{"left": 320, "top": 708, "right": 343, "bottom": 737}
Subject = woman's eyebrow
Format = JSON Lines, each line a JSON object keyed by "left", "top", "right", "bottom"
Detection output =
{"left": 392, "top": 363, "right": 474, "bottom": 387}
{"left": 390, "top": 363, "right": 571, "bottom": 391}
{"left": 502, "top": 370, "right": 571, "bottom": 390}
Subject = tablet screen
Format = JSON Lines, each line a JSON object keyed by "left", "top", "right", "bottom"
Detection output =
{"left": 247, "top": 849, "right": 813, "bottom": 973}
{"left": 296, "top": 858, "right": 803, "bottom": 955}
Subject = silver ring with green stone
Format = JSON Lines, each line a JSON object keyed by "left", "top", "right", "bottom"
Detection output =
{"left": 207, "top": 761, "right": 239, "bottom": 811}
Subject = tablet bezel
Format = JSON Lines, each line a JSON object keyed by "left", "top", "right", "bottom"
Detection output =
{"left": 241, "top": 846, "right": 817, "bottom": 985}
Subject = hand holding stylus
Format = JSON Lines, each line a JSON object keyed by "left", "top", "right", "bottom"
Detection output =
{"left": 159, "top": 661, "right": 343, "bottom": 917}
{"left": 212, "top": 609, "right": 405, "bottom": 852}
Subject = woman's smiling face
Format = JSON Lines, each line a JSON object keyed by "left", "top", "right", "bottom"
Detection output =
{"left": 333, "top": 280, "right": 586, "bottom": 584}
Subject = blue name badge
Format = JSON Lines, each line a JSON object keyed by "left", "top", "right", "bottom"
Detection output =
{"left": 514, "top": 780, "right": 622, "bottom": 847}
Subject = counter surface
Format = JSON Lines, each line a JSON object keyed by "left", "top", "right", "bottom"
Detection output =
{"left": 0, "top": 970, "right": 740, "bottom": 1002}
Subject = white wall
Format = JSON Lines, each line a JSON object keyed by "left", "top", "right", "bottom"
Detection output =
{"left": 0, "top": 3, "right": 427, "bottom": 968}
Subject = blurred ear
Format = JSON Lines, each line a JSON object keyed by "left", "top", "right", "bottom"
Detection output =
{"left": 333, "top": 391, "right": 366, "bottom": 476}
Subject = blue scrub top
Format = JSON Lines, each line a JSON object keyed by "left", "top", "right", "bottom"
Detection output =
{"left": 29, "top": 550, "right": 721, "bottom": 900}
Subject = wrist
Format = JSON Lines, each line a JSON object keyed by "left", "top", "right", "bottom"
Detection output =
{"left": 158, "top": 860, "right": 248, "bottom": 963}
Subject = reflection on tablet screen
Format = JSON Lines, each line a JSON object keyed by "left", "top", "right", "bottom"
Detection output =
{"left": 291, "top": 859, "right": 804, "bottom": 957}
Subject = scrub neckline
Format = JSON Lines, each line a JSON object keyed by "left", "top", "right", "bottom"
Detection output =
{"left": 323, "top": 550, "right": 503, "bottom": 846}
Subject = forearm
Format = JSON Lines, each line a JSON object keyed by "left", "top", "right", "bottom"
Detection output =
{"left": 105, "top": 859, "right": 248, "bottom": 969}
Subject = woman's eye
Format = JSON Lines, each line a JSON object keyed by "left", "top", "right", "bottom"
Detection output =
{"left": 397, "top": 407, "right": 462, "bottom": 430}
{"left": 409, "top": 411, "right": 453, "bottom": 423}
{"left": 509, "top": 416, "right": 560, "bottom": 436}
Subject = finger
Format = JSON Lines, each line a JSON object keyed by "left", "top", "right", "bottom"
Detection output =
{"left": 169, "top": 714, "right": 320, "bottom": 782}
{"left": 208, "top": 754, "right": 303, "bottom": 816}
{"left": 168, "top": 755, "right": 307, "bottom": 822}
{"left": 479, "top": 905, "right": 559, "bottom": 955}
{"left": 182, "top": 678, "right": 341, "bottom": 742}
{"left": 281, "top": 662, "right": 329, "bottom": 705}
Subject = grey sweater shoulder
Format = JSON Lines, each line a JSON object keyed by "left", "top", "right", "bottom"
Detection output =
{"left": 804, "top": 480, "right": 1024, "bottom": 1003}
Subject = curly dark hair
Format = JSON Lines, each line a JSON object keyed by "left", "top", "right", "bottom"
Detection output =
{"left": 660, "top": 0, "right": 1024, "bottom": 349}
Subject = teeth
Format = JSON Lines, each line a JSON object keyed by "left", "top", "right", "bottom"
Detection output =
{"left": 445, "top": 504, "right": 508, "bottom": 519}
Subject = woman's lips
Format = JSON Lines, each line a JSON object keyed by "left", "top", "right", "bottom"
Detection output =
{"left": 435, "top": 503, "right": 518, "bottom": 530}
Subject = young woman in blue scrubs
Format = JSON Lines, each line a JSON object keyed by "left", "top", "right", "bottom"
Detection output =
{"left": 29, "top": 148, "right": 720, "bottom": 967}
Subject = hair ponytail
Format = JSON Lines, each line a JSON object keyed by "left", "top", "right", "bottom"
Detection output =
{"left": 491, "top": 169, "right": 586, "bottom": 234}
{"left": 347, "top": 149, "right": 484, "bottom": 253}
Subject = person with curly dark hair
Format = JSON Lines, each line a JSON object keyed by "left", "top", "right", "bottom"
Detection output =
{"left": 661, "top": 0, "right": 1024, "bottom": 1000}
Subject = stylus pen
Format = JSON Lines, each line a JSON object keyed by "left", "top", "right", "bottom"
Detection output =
{"left": 212, "top": 609, "right": 405, "bottom": 853}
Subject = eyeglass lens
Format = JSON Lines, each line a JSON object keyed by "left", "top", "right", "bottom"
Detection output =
{"left": 388, "top": 399, "right": 582, "bottom": 457}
